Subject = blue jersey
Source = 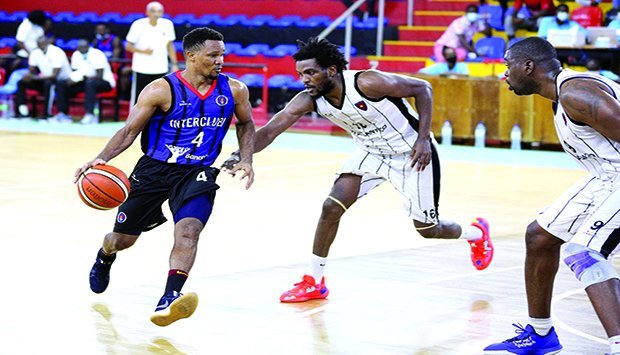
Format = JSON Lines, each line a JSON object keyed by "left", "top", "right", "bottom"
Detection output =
{"left": 140, "top": 71, "right": 236, "bottom": 166}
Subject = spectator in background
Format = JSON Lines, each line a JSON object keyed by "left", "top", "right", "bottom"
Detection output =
{"left": 607, "top": 13, "right": 620, "bottom": 41}
{"left": 418, "top": 46, "right": 469, "bottom": 76}
{"left": 434, "top": 5, "right": 491, "bottom": 62}
{"left": 125, "top": 1, "right": 177, "bottom": 107}
{"left": 340, "top": 0, "right": 377, "bottom": 20}
{"left": 14, "top": 10, "right": 52, "bottom": 72}
{"left": 15, "top": 36, "right": 70, "bottom": 119}
{"left": 53, "top": 39, "right": 116, "bottom": 124}
{"left": 93, "top": 23, "right": 131, "bottom": 100}
{"left": 585, "top": 58, "right": 620, "bottom": 83}
{"left": 537, "top": 4, "right": 587, "bottom": 39}
{"left": 572, "top": 0, "right": 603, "bottom": 28}
{"left": 504, "top": 0, "right": 555, "bottom": 40}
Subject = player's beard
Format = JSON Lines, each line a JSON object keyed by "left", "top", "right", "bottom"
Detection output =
{"left": 311, "top": 80, "right": 336, "bottom": 98}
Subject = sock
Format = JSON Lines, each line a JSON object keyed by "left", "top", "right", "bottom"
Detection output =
{"left": 459, "top": 225, "right": 483, "bottom": 241}
{"left": 310, "top": 254, "right": 327, "bottom": 284}
{"left": 164, "top": 269, "right": 188, "bottom": 294}
{"left": 529, "top": 317, "right": 553, "bottom": 336}
{"left": 97, "top": 248, "right": 116, "bottom": 264}
{"left": 609, "top": 335, "right": 620, "bottom": 355}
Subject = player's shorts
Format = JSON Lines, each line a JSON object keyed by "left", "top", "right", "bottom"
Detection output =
{"left": 537, "top": 174, "right": 620, "bottom": 258}
{"left": 113, "top": 155, "right": 220, "bottom": 236}
{"left": 338, "top": 144, "right": 441, "bottom": 224}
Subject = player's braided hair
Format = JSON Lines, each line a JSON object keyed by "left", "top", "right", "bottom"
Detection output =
{"left": 293, "top": 37, "right": 349, "bottom": 73}
{"left": 183, "top": 27, "right": 224, "bottom": 53}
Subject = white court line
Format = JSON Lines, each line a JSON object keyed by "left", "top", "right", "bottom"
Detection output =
{"left": 551, "top": 288, "right": 608, "bottom": 345}
{"left": 297, "top": 264, "right": 524, "bottom": 318}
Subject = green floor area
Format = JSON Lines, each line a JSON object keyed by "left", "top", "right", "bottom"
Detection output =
{"left": 0, "top": 118, "right": 580, "bottom": 170}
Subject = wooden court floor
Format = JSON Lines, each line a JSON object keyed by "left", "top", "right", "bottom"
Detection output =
{"left": 1, "top": 131, "right": 617, "bottom": 354}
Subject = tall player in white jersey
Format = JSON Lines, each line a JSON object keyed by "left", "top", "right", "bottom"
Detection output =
{"left": 223, "top": 37, "right": 494, "bottom": 302}
{"left": 485, "top": 37, "right": 620, "bottom": 355}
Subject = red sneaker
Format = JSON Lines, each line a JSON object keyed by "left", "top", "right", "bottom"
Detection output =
{"left": 280, "top": 275, "right": 329, "bottom": 303}
{"left": 470, "top": 217, "right": 493, "bottom": 270}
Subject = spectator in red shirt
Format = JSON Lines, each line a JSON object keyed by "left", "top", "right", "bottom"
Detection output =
{"left": 504, "top": 0, "right": 556, "bottom": 39}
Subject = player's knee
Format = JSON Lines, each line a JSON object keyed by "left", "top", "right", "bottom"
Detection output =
{"left": 525, "top": 222, "right": 560, "bottom": 251}
{"left": 320, "top": 198, "right": 347, "bottom": 220}
{"left": 106, "top": 232, "right": 137, "bottom": 251}
{"left": 563, "top": 243, "right": 619, "bottom": 287}
{"left": 175, "top": 221, "right": 202, "bottom": 243}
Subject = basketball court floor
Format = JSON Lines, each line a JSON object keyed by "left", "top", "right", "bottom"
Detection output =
{"left": 0, "top": 119, "right": 616, "bottom": 354}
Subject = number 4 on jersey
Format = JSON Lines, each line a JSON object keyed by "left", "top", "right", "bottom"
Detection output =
{"left": 191, "top": 132, "right": 204, "bottom": 147}
{"left": 196, "top": 171, "right": 208, "bottom": 182}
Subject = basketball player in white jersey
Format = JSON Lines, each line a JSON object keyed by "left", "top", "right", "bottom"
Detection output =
{"left": 484, "top": 37, "right": 620, "bottom": 355}
{"left": 223, "top": 37, "right": 494, "bottom": 302}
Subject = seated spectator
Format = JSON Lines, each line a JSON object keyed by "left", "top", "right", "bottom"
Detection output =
{"left": 418, "top": 47, "right": 469, "bottom": 76}
{"left": 585, "top": 58, "right": 620, "bottom": 83}
{"left": 504, "top": 0, "right": 555, "bottom": 40}
{"left": 16, "top": 36, "right": 71, "bottom": 119}
{"left": 434, "top": 5, "right": 491, "bottom": 62}
{"left": 92, "top": 23, "right": 130, "bottom": 100}
{"left": 607, "top": 13, "right": 620, "bottom": 41}
{"left": 572, "top": 0, "right": 603, "bottom": 28}
{"left": 53, "top": 39, "right": 116, "bottom": 124}
{"left": 537, "top": 4, "right": 587, "bottom": 39}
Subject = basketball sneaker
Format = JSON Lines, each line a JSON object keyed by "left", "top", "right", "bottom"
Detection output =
{"left": 280, "top": 275, "right": 329, "bottom": 303}
{"left": 89, "top": 249, "right": 116, "bottom": 294}
{"left": 484, "top": 323, "right": 562, "bottom": 354}
{"left": 150, "top": 291, "right": 199, "bottom": 327}
{"left": 470, "top": 217, "right": 494, "bottom": 270}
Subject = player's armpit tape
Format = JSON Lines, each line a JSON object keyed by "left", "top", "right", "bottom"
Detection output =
{"left": 416, "top": 223, "right": 438, "bottom": 231}
{"left": 563, "top": 243, "right": 619, "bottom": 288}
{"left": 327, "top": 196, "right": 347, "bottom": 212}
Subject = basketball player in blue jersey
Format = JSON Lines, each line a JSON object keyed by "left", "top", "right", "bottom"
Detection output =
{"left": 74, "top": 27, "right": 255, "bottom": 327}
{"left": 484, "top": 37, "right": 620, "bottom": 355}
{"left": 223, "top": 37, "right": 494, "bottom": 303}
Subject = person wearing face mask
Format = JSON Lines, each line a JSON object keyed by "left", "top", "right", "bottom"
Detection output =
{"left": 504, "top": 0, "right": 555, "bottom": 40}
{"left": 434, "top": 5, "right": 491, "bottom": 62}
{"left": 92, "top": 24, "right": 123, "bottom": 61}
{"left": 537, "top": 4, "right": 587, "bottom": 39}
{"left": 418, "top": 46, "right": 470, "bottom": 76}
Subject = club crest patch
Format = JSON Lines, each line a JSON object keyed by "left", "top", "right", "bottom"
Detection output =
{"left": 354, "top": 100, "right": 367, "bottom": 111}
{"left": 117, "top": 212, "right": 127, "bottom": 223}
{"left": 216, "top": 95, "right": 229, "bottom": 106}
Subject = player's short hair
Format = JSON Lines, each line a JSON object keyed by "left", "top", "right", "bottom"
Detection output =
{"left": 508, "top": 37, "right": 558, "bottom": 65}
{"left": 293, "top": 37, "right": 349, "bottom": 73}
{"left": 182, "top": 27, "right": 224, "bottom": 53}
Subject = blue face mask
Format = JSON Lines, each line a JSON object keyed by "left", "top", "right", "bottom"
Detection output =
{"left": 556, "top": 11, "right": 569, "bottom": 22}
{"left": 95, "top": 33, "right": 109, "bottom": 40}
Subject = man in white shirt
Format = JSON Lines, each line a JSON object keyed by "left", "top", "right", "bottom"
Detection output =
{"left": 15, "top": 10, "right": 49, "bottom": 59}
{"left": 53, "top": 39, "right": 116, "bottom": 124}
{"left": 125, "top": 1, "right": 177, "bottom": 106}
{"left": 16, "top": 36, "right": 70, "bottom": 119}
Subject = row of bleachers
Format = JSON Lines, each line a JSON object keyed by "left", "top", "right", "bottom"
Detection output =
{"left": 0, "top": 11, "right": 386, "bottom": 29}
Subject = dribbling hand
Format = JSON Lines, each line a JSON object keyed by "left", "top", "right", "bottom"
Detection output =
{"left": 227, "top": 160, "right": 255, "bottom": 190}
{"left": 221, "top": 150, "right": 241, "bottom": 172}
{"left": 74, "top": 158, "right": 107, "bottom": 183}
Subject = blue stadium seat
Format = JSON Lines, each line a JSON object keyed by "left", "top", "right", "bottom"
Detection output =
{"left": 239, "top": 73, "right": 265, "bottom": 87}
{"left": 0, "top": 11, "right": 11, "bottom": 22}
{"left": 100, "top": 12, "right": 122, "bottom": 23}
{"left": 508, "top": 37, "right": 523, "bottom": 49}
{"left": 479, "top": 5, "right": 504, "bottom": 31}
{"left": 338, "top": 46, "right": 358, "bottom": 56}
{"left": 241, "top": 15, "right": 275, "bottom": 27}
{"left": 53, "top": 11, "right": 75, "bottom": 22}
{"left": 56, "top": 38, "right": 79, "bottom": 50}
{"left": 173, "top": 13, "right": 197, "bottom": 25}
{"left": 267, "top": 15, "right": 303, "bottom": 28}
{"left": 296, "top": 15, "right": 331, "bottom": 28}
{"left": 193, "top": 14, "right": 222, "bottom": 26}
{"left": 118, "top": 13, "right": 142, "bottom": 24}
{"left": 475, "top": 36, "right": 506, "bottom": 59}
{"left": 263, "top": 44, "right": 298, "bottom": 57}
{"left": 75, "top": 12, "right": 98, "bottom": 23}
{"left": 0, "top": 37, "right": 17, "bottom": 48}
{"left": 9, "top": 11, "right": 28, "bottom": 21}
{"left": 235, "top": 43, "right": 270, "bottom": 56}
{"left": 215, "top": 14, "right": 248, "bottom": 27}
{"left": 353, "top": 17, "right": 388, "bottom": 29}
{"left": 225, "top": 42, "right": 243, "bottom": 55}
{"left": 173, "top": 42, "right": 183, "bottom": 52}
{"left": 268, "top": 74, "right": 295, "bottom": 88}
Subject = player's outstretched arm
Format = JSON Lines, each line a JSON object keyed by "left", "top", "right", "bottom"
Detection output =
{"left": 228, "top": 79, "right": 256, "bottom": 189}
{"left": 559, "top": 79, "right": 620, "bottom": 142}
{"left": 357, "top": 70, "right": 434, "bottom": 171}
{"left": 74, "top": 79, "right": 170, "bottom": 181}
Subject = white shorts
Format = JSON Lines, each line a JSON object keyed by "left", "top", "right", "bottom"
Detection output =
{"left": 338, "top": 146, "right": 440, "bottom": 224}
{"left": 537, "top": 174, "right": 620, "bottom": 258}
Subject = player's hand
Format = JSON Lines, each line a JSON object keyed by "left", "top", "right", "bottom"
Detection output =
{"left": 228, "top": 160, "right": 254, "bottom": 190}
{"left": 221, "top": 150, "right": 241, "bottom": 172}
{"left": 409, "top": 137, "right": 432, "bottom": 172}
{"left": 74, "top": 158, "right": 107, "bottom": 183}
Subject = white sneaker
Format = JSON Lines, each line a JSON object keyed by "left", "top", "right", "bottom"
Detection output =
{"left": 50, "top": 112, "right": 73, "bottom": 123}
{"left": 18, "top": 104, "right": 29, "bottom": 117}
{"left": 80, "top": 113, "right": 99, "bottom": 124}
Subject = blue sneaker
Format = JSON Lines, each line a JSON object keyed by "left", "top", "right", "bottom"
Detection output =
{"left": 89, "top": 250, "right": 116, "bottom": 294}
{"left": 484, "top": 323, "right": 562, "bottom": 354}
{"left": 150, "top": 291, "right": 199, "bottom": 327}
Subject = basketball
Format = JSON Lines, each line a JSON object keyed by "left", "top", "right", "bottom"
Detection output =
{"left": 77, "top": 165, "right": 131, "bottom": 210}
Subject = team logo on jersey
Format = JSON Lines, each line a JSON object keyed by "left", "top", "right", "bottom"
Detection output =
{"left": 354, "top": 100, "right": 368, "bottom": 111}
{"left": 216, "top": 95, "right": 229, "bottom": 106}
{"left": 117, "top": 212, "right": 127, "bottom": 223}
{"left": 165, "top": 144, "right": 191, "bottom": 163}
{"left": 179, "top": 100, "right": 192, "bottom": 107}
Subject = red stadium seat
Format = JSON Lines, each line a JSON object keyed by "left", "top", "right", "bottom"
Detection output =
{"left": 571, "top": 6, "right": 603, "bottom": 28}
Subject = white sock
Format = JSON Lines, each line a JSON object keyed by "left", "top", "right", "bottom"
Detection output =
{"left": 529, "top": 317, "right": 553, "bottom": 336}
{"left": 310, "top": 254, "right": 327, "bottom": 284}
{"left": 459, "top": 225, "right": 483, "bottom": 241}
{"left": 18, "top": 104, "right": 29, "bottom": 116}
{"left": 609, "top": 335, "right": 620, "bottom": 355}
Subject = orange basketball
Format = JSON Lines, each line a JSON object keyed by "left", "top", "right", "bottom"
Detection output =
{"left": 77, "top": 165, "right": 131, "bottom": 210}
